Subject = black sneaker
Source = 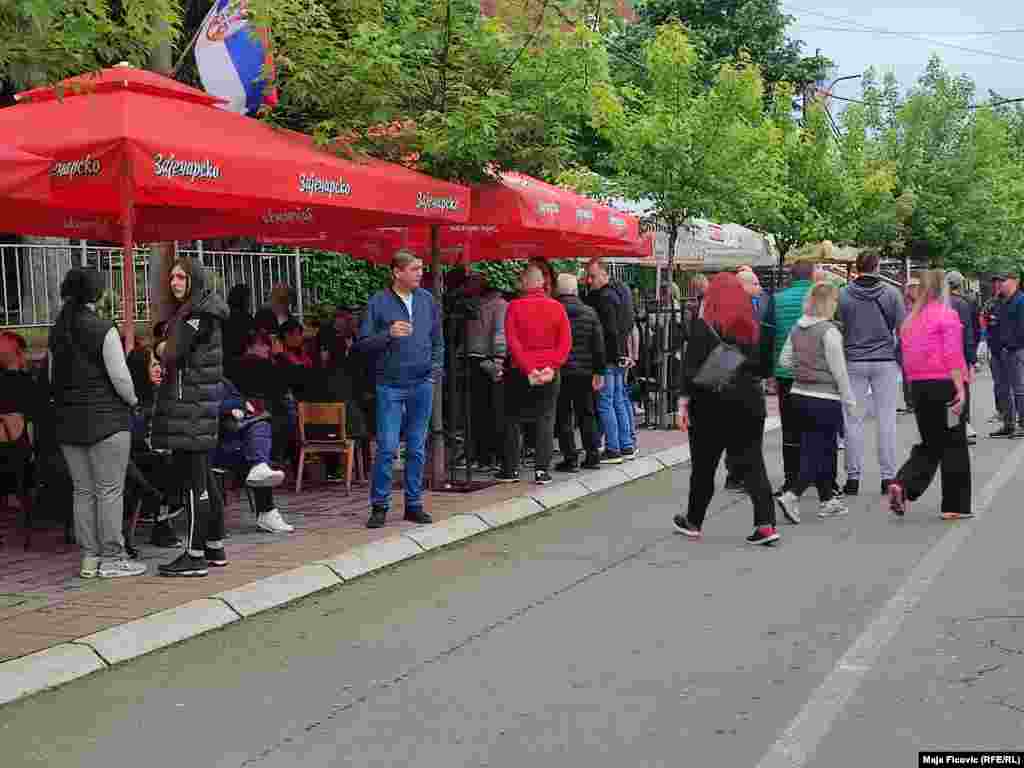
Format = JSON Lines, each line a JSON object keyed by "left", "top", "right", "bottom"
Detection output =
{"left": 495, "top": 470, "right": 520, "bottom": 483}
{"left": 620, "top": 446, "right": 638, "bottom": 461}
{"left": 204, "top": 547, "right": 228, "bottom": 567}
{"left": 404, "top": 507, "right": 433, "bottom": 524}
{"left": 554, "top": 460, "right": 579, "bottom": 473}
{"left": 534, "top": 470, "right": 553, "bottom": 485}
{"left": 599, "top": 450, "right": 623, "bottom": 465}
{"left": 724, "top": 476, "right": 744, "bottom": 493}
{"left": 843, "top": 479, "right": 860, "bottom": 496}
{"left": 746, "top": 526, "right": 780, "bottom": 546}
{"left": 991, "top": 426, "right": 1016, "bottom": 438}
{"left": 581, "top": 454, "right": 601, "bottom": 470}
{"left": 672, "top": 514, "right": 702, "bottom": 539}
{"left": 366, "top": 506, "right": 387, "bottom": 529}
{"left": 158, "top": 552, "right": 209, "bottom": 577}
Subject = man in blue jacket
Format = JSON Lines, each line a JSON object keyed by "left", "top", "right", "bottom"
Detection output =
{"left": 995, "top": 271, "right": 1024, "bottom": 438}
{"left": 357, "top": 250, "right": 444, "bottom": 528}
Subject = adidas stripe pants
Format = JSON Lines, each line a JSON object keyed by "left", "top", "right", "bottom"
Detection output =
{"left": 174, "top": 451, "right": 225, "bottom": 556}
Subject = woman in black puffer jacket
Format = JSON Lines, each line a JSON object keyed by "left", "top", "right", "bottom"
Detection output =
{"left": 152, "top": 256, "right": 229, "bottom": 578}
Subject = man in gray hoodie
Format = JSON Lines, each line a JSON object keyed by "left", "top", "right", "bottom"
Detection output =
{"left": 837, "top": 249, "right": 906, "bottom": 495}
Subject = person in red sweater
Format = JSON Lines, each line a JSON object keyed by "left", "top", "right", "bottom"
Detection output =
{"left": 499, "top": 265, "right": 572, "bottom": 485}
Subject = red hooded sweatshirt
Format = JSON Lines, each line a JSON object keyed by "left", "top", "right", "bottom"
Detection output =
{"left": 505, "top": 287, "right": 572, "bottom": 376}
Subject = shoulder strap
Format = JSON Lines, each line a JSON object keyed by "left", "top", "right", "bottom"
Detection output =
{"left": 869, "top": 295, "right": 895, "bottom": 333}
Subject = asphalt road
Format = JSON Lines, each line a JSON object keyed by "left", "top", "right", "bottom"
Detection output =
{"left": 4, "top": 384, "right": 1023, "bottom": 768}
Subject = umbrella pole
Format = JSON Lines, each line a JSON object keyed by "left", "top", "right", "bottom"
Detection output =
{"left": 430, "top": 224, "right": 446, "bottom": 489}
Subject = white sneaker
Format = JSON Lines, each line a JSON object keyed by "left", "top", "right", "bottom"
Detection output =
{"left": 80, "top": 556, "right": 100, "bottom": 579}
{"left": 818, "top": 498, "right": 849, "bottom": 518}
{"left": 776, "top": 491, "right": 800, "bottom": 524}
{"left": 257, "top": 508, "right": 294, "bottom": 533}
{"left": 247, "top": 462, "right": 285, "bottom": 488}
{"left": 98, "top": 558, "right": 147, "bottom": 578}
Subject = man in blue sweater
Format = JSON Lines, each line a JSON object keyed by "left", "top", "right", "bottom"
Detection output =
{"left": 995, "top": 271, "right": 1024, "bottom": 438}
{"left": 357, "top": 251, "right": 444, "bottom": 528}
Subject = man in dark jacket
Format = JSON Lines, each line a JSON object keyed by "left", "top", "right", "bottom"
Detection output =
{"left": 946, "top": 271, "right": 979, "bottom": 442}
{"left": 152, "top": 257, "right": 230, "bottom": 577}
{"left": 554, "top": 273, "right": 606, "bottom": 472}
{"left": 585, "top": 258, "right": 635, "bottom": 463}
{"left": 996, "top": 271, "right": 1024, "bottom": 437}
{"left": 984, "top": 275, "right": 1007, "bottom": 426}
{"left": 356, "top": 250, "right": 443, "bottom": 529}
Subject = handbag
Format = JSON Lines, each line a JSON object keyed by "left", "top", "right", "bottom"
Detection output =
{"left": 692, "top": 323, "right": 747, "bottom": 393}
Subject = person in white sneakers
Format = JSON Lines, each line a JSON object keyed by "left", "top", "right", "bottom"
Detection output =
{"left": 214, "top": 377, "right": 292, "bottom": 533}
{"left": 776, "top": 283, "right": 857, "bottom": 523}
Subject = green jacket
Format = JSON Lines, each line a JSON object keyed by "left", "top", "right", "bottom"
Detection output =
{"left": 768, "top": 279, "right": 814, "bottom": 380}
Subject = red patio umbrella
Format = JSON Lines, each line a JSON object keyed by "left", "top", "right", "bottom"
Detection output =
{"left": 0, "top": 145, "right": 52, "bottom": 195}
{"left": 262, "top": 172, "right": 646, "bottom": 265}
{"left": 0, "top": 64, "right": 472, "bottom": 345}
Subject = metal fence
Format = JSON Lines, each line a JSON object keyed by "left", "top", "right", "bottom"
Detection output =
{"left": 0, "top": 242, "right": 310, "bottom": 328}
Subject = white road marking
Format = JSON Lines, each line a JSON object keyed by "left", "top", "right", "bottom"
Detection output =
{"left": 755, "top": 437, "right": 1024, "bottom": 768}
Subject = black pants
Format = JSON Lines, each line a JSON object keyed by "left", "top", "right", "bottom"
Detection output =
{"left": 686, "top": 391, "right": 775, "bottom": 530}
{"left": 504, "top": 372, "right": 560, "bottom": 473}
{"left": 897, "top": 380, "right": 971, "bottom": 514}
{"left": 792, "top": 395, "right": 843, "bottom": 502}
{"left": 174, "top": 451, "right": 225, "bottom": 553}
{"left": 776, "top": 378, "right": 802, "bottom": 489}
{"left": 555, "top": 374, "right": 599, "bottom": 461}
{"left": 469, "top": 360, "right": 505, "bottom": 466}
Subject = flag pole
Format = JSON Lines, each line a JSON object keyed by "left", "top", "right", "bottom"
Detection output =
{"left": 173, "top": 4, "right": 216, "bottom": 74}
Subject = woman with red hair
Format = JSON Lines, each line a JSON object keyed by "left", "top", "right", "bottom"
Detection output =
{"left": 673, "top": 272, "right": 779, "bottom": 545}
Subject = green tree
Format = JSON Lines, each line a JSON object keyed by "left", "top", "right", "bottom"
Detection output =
{"left": 589, "top": 23, "right": 785, "bottom": 266}
{"left": 0, "top": 0, "right": 181, "bottom": 92}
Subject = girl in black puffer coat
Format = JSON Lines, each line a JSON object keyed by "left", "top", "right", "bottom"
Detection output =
{"left": 152, "top": 257, "right": 229, "bottom": 578}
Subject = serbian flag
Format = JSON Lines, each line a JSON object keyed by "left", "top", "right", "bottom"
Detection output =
{"left": 195, "top": 0, "right": 279, "bottom": 115}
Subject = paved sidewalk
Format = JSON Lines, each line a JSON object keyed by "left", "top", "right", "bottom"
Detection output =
{"left": 0, "top": 426, "right": 700, "bottom": 663}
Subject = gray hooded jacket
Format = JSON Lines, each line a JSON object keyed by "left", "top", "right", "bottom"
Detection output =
{"left": 837, "top": 276, "right": 906, "bottom": 363}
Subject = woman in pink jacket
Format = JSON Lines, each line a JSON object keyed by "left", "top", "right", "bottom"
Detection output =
{"left": 889, "top": 269, "right": 971, "bottom": 518}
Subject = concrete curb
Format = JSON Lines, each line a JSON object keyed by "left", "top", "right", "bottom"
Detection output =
{"left": 0, "top": 424, "right": 780, "bottom": 707}
{"left": 216, "top": 565, "right": 342, "bottom": 618}
{"left": 75, "top": 598, "right": 241, "bottom": 666}
{"left": 0, "top": 643, "right": 106, "bottom": 706}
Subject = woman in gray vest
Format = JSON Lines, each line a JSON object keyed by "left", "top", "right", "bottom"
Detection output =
{"left": 152, "top": 257, "right": 229, "bottom": 577}
{"left": 776, "top": 283, "right": 857, "bottom": 522}
{"left": 49, "top": 268, "right": 145, "bottom": 579}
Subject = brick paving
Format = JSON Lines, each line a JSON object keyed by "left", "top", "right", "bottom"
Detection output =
{"left": 0, "top": 423, "right": 700, "bottom": 663}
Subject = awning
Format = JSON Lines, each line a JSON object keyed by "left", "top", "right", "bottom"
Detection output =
{"left": 0, "top": 65, "right": 471, "bottom": 243}
{"left": 263, "top": 172, "right": 646, "bottom": 264}
{"left": 0, "top": 145, "right": 52, "bottom": 196}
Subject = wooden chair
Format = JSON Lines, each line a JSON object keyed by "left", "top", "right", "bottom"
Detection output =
{"left": 296, "top": 402, "right": 356, "bottom": 494}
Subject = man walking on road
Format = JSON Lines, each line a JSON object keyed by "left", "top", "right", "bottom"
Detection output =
{"left": 357, "top": 250, "right": 443, "bottom": 529}
{"left": 984, "top": 275, "right": 1008, "bottom": 429}
{"left": 554, "top": 273, "right": 606, "bottom": 472}
{"left": 760, "top": 258, "right": 816, "bottom": 495}
{"left": 585, "top": 258, "right": 635, "bottom": 464}
{"left": 994, "top": 271, "right": 1024, "bottom": 438}
{"left": 499, "top": 265, "right": 572, "bottom": 485}
{"left": 946, "top": 270, "right": 980, "bottom": 443}
{"left": 837, "top": 248, "right": 906, "bottom": 496}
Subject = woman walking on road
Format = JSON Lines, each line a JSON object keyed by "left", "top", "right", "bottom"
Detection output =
{"left": 888, "top": 269, "right": 972, "bottom": 518}
{"left": 775, "top": 283, "right": 857, "bottom": 524}
{"left": 151, "top": 256, "right": 230, "bottom": 576}
{"left": 673, "top": 273, "right": 779, "bottom": 545}
{"left": 49, "top": 268, "right": 145, "bottom": 578}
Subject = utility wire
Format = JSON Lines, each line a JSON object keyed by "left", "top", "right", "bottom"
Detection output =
{"left": 783, "top": 4, "right": 1024, "bottom": 64}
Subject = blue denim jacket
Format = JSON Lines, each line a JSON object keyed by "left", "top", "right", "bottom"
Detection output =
{"left": 356, "top": 287, "right": 444, "bottom": 387}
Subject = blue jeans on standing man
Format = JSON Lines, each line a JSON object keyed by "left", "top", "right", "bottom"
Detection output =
{"left": 597, "top": 366, "right": 634, "bottom": 455}
{"left": 371, "top": 379, "right": 434, "bottom": 512}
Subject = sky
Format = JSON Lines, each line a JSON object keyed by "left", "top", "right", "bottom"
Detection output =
{"left": 783, "top": 1, "right": 1024, "bottom": 103}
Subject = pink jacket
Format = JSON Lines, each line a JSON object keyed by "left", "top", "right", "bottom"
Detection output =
{"left": 900, "top": 302, "right": 967, "bottom": 382}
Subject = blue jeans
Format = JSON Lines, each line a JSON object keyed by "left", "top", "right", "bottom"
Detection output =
{"left": 596, "top": 366, "right": 634, "bottom": 453}
{"left": 371, "top": 380, "right": 434, "bottom": 510}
